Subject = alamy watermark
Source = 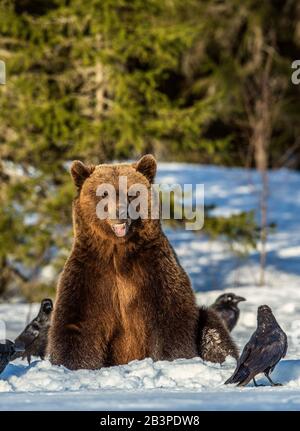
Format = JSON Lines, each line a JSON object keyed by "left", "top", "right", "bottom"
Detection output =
{"left": 0, "top": 60, "right": 5, "bottom": 85}
{"left": 0, "top": 320, "right": 6, "bottom": 343}
{"left": 95, "top": 177, "right": 204, "bottom": 231}
{"left": 291, "top": 60, "right": 300, "bottom": 85}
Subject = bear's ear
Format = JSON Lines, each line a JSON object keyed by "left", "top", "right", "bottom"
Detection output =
{"left": 70, "top": 160, "right": 95, "bottom": 189}
{"left": 133, "top": 154, "right": 157, "bottom": 183}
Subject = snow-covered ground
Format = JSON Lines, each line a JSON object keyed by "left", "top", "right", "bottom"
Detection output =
{"left": 1, "top": 163, "right": 300, "bottom": 410}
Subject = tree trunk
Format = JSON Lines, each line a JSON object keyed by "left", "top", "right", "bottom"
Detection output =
{"left": 250, "top": 52, "right": 273, "bottom": 286}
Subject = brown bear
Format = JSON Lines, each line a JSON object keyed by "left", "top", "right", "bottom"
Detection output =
{"left": 48, "top": 155, "right": 238, "bottom": 370}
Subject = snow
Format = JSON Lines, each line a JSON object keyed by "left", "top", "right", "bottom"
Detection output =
{"left": 1, "top": 163, "right": 300, "bottom": 410}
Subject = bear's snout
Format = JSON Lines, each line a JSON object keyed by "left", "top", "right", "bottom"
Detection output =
{"left": 110, "top": 220, "right": 131, "bottom": 237}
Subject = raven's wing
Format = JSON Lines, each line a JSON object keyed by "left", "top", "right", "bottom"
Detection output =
{"left": 236, "top": 333, "right": 256, "bottom": 367}
{"left": 10, "top": 320, "right": 39, "bottom": 362}
{"left": 15, "top": 320, "right": 40, "bottom": 349}
{"left": 268, "top": 331, "right": 288, "bottom": 374}
{"left": 240, "top": 331, "right": 285, "bottom": 376}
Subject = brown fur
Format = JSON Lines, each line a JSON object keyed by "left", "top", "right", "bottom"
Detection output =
{"left": 48, "top": 155, "right": 237, "bottom": 369}
{"left": 197, "top": 307, "right": 239, "bottom": 363}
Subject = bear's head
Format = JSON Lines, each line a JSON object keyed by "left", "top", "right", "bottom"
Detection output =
{"left": 71, "top": 155, "right": 158, "bottom": 242}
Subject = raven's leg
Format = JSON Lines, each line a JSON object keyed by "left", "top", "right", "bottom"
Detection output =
{"left": 253, "top": 377, "right": 264, "bottom": 387}
{"left": 265, "top": 372, "right": 282, "bottom": 387}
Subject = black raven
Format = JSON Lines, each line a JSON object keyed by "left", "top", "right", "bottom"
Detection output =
{"left": 13, "top": 298, "right": 53, "bottom": 364}
{"left": 0, "top": 340, "right": 24, "bottom": 374}
{"left": 225, "top": 305, "right": 288, "bottom": 387}
{"left": 210, "top": 293, "right": 246, "bottom": 331}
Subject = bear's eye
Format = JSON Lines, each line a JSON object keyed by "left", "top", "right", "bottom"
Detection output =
{"left": 101, "top": 191, "right": 108, "bottom": 199}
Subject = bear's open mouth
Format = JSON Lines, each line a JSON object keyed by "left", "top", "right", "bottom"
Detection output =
{"left": 111, "top": 222, "right": 129, "bottom": 237}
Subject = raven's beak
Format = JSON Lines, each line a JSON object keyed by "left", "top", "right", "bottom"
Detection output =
{"left": 235, "top": 296, "right": 246, "bottom": 303}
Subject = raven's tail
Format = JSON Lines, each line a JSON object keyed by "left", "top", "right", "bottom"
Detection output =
{"left": 225, "top": 365, "right": 250, "bottom": 386}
